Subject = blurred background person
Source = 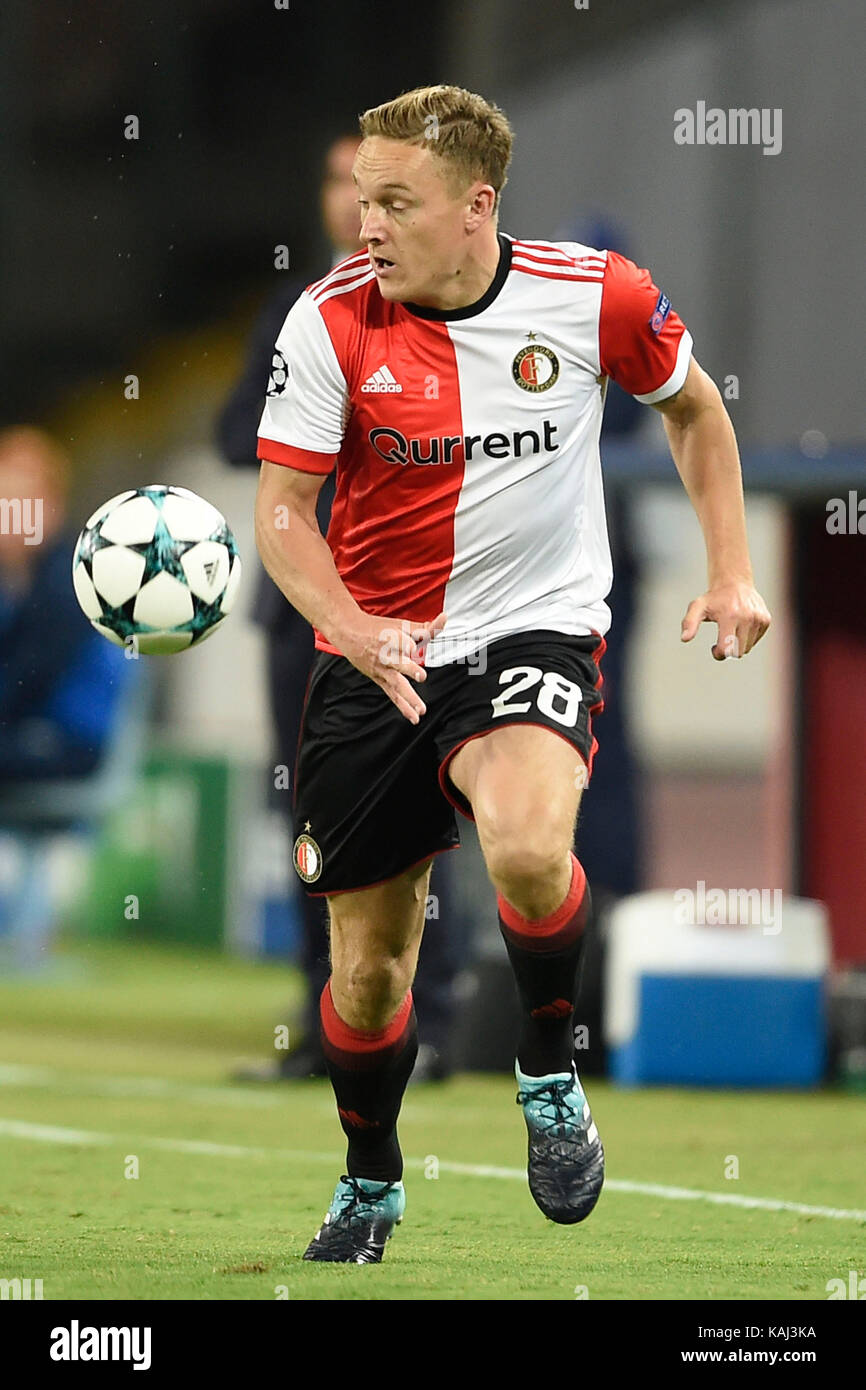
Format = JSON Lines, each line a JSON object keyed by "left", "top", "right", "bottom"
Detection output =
{"left": 217, "top": 133, "right": 460, "bottom": 1082}
{"left": 0, "top": 427, "right": 132, "bottom": 784}
{"left": 0, "top": 427, "right": 136, "bottom": 965}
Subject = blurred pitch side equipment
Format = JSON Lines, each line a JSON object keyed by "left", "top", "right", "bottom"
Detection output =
{"left": 604, "top": 892, "right": 830, "bottom": 1086}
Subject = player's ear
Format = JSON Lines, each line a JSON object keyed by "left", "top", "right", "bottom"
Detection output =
{"left": 464, "top": 182, "right": 496, "bottom": 230}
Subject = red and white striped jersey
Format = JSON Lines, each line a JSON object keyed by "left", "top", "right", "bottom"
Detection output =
{"left": 257, "top": 234, "right": 692, "bottom": 665}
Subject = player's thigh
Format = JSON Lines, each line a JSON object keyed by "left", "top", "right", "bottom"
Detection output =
{"left": 438, "top": 630, "right": 603, "bottom": 873}
{"left": 327, "top": 856, "right": 435, "bottom": 982}
{"left": 449, "top": 724, "right": 584, "bottom": 867}
{"left": 294, "top": 652, "right": 458, "bottom": 896}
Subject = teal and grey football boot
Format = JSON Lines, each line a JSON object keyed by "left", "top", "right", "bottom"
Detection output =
{"left": 515, "top": 1062, "right": 604, "bottom": 1224}
{"left": 302, "top": 1175, "right": 405, "bottom": 1263}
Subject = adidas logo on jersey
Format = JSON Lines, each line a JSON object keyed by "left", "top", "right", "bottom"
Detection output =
{"left": 361, "top": 364, "right": 403, "bottom": 394}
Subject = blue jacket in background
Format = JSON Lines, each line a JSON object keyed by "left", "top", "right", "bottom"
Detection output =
{"left": 0, "top": 530, "right": 136, "bottom": 781}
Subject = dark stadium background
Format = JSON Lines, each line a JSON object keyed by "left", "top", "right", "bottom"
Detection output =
{"left": 3, "top": 0, "right": 860, "bottom": 445}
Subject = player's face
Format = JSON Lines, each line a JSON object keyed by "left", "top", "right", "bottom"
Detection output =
{"left": 320, "top": 137, "right": 363, "bottom": 257}
{"left": 0, "top": 440, "right": 65, "bottom": 564}
{"left": 353, "top": 136, "right": 482, "bottom": 306}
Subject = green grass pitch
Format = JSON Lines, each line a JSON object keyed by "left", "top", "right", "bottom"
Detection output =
{"left": 0, "top": 939, "right": 863, "bottom": 1301}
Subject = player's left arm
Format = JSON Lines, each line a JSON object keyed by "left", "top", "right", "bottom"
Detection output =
{"left": 653, "top": 357, "right": 771, "bottom": 660}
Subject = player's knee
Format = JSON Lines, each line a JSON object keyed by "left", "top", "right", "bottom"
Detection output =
{"left": 483, "top": 828, "right": 568, "bottom": 899}
{"left": 332, "top": 954, "right": 412, "bottom": 1031}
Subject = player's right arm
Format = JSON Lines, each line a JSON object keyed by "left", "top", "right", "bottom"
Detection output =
{"left": 254, "top": 290, "right": 443, "bottom": 724}
{"left": 254, "top": 461, "right": 443, "bottom": 724}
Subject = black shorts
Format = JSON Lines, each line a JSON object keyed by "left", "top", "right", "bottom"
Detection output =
{"left": 291, "top": 629, "right": 605, "bottom": 896}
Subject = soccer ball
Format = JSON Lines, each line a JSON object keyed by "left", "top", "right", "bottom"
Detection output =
{"left": 72, "top": 484, "right": 242, "bottom": 654}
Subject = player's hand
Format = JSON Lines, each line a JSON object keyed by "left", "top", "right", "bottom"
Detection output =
{"left": 680, "top": 581, "right": 771, "bottom": 660}
{"left": 340, "top": 610, "right": 448, "bottom": 723}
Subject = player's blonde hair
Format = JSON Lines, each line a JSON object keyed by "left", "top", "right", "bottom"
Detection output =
{"left": 358, "top": 85, "right": 513, "bottom": 210}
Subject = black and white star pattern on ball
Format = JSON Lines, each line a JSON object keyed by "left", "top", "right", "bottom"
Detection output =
{"left": 80, "top": 508, "right": 206, "bottom": 591}
{"left": 72, "top": 483, "right": 241, "bottom": 652}
{"left": 128, "top": 514, "right": 206, "bottom": 586}
{"left": 266, "top": 349, "right": 290, "bottom": 397}
{"left": 76, "top": 521, "right": 108, "bottom": 573}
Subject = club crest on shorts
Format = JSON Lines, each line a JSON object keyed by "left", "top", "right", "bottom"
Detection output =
{"left": 512, "top": 343, "right": 559, "bottom": 392}
{"left": 293, "top": 832, "right": 323, "bottom": 883}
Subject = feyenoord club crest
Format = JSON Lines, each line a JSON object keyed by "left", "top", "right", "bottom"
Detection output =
{"left": 293, "top": 832, "right": 322, "bottom": 883}
{"left": 512, "top": 343, "right": 559, "bottom": 392}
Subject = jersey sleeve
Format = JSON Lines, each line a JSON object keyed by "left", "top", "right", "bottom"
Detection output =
{"left": 598, "top": 251, "right": 693, "bottom": 404}
{"left": 256, "top": 289, "right": 348, "bottom": 473}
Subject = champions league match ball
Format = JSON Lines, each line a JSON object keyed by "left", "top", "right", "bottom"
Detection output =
{"left": 72, "top": 484, "right": 242, "bottom": 654}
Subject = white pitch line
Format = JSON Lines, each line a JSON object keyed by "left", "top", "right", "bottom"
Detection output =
{"left": 0, "top": 1118, "right": 107, "bottom": 1147}
{"left": 0, "top": 1064, "right": 286, "bottom": 1109}
{"left": 0, "top": 1116, "right": 864, "bottom": 1224}
{"left": 0, "top": 1063, "right": 449, "bottom": 1121}
{"left": 603, "top": 1179, "right": 866, "bottom": 1223}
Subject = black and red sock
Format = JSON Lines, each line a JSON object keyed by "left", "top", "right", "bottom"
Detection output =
{"left": 320, "top": 982, "right": 418, "bottom": 1182}
{"left": 497, "top": 852, "right": 592, "bottom": 1077}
